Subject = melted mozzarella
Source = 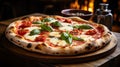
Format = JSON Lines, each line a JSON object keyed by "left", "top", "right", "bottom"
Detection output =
{"left": 50, "top": 19, "right": 57, "bottom": 22}
{"left": 25, "top": 27, "right": 41, "bottom": 31}
{"left": 49, "top": 37, "right": 67, "bottom": 46}
{"left": 58, "top": 22, "right": 74, "bottom": 31}
{"left": 57, "top": 40, "right": 67, "bottom": 46}
{"left": 61, "top": 23, "right": 72, "bottom": 26}
{"left": 49, "top": 32, "right": 60, "bottom": 37}
{"left": 50, "top": 38, "right": 59, "bottom": 45}
{"left": 24, "top": 27, "right": 41, "bottom": 41}
{"left": 24, "top": 33, "right": 39, "bottom": 41}
{"left": 59, "top": 26, "right": 73, "bottom": 31}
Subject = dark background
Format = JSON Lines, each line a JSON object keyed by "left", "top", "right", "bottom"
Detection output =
{"left": 0, "top": 0, "right": 118, "bottom": 19}
{"left": 0, "top": 0, "right": 120, "bottom": 32}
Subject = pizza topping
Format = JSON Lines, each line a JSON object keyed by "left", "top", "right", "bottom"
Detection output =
{"left": 64, "top": 18, "right": 72, "bottom": 23}
{"left": 32, "top": 21, "right": 42, "bottom": 24}
{"left": 18, "top": 29, "right": 29, "bottom": 36}
{"left": 58, "top": 40, "right": 68, "bottom": 46}
{"left": 49, "top": 38, "right": 59, "bottom": 45}
{"left": 60, "top": 32, "right": 85, "bottom": 44}
{"left": 49, "top": 32, "right": 60, "bottom": 37}
{"left": 40, "top": 24, "right": 53, "bottom": 32}
{"left": 35, "top": 35, "right": 46, "bottom": 42}
{"left": 24, "top": 33, "right": 40, "bottom": 41}
{"left": 70, "top": 29, "right": 82, "bottom": 35}
{"left": 60, "top": 32, "right": 72, "bottom": 44}
{"left": 85, "top": 29, "right": 97, "bottom": 35}
{"left": 58, "top": 23, "right": 73, "bottom": 31}
{"left": 59, "top": 26, "right": 73, "bottom": 31}
{"left": 49, "top": 37, "right": 68, "bottom": 47}
{"left": 56, "top": 17, "right": 66, "bottom": 22}
{"left": 56, "top": 17, "right": 72, "bottom": 23}
{"left": 74, "top": 25, "right": 93, "bottom": 29}
{"left": 96, "top": 25, "right": 104, "bottom": 33}
{"left": 42, "top": 17, "right": 56, "bottom": 22}
{"left": 29, "top": 29, "right": 41, "bottom": 36}
{"left": 51, "top": 21, "right": 62, "bottom": 27}
{"left": 72, "top": 36, "right": 84, "bottom": 41}
{"left": 19, "top": 21, "right": 32, "bottom": 28}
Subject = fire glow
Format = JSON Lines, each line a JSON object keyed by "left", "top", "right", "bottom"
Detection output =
{"left": 70, "top": 0, "right": 95, "bottom": 13}
{"left": 70, "top": 0, "right": 80, "bottom": 9}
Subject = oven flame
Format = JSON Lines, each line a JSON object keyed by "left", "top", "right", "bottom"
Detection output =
{"left": 70, "top": 0, "right": 94, "bottom": 12}
{"left": 88, "top": 0, "right": 94, "bottom": 12}
{"left": 70, "top": 0, "right": 80, "bottom": 9}
{"left": 102, "top": 0, "right": 107, "bottom": 3}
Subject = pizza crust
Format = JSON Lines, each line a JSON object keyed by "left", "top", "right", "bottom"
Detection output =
{"left": 5, "top": 16, "right": 112, "bottom": 55}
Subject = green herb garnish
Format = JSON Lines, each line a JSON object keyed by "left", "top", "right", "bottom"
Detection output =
{"left": 29, "top": 29, "right": 41, "bottom": 36}
{"left": 60, "top": 32, "right": 72, "bottom": 44}
{"left": 42, "top": 18, "right": 55, "bottom": 22}
{"left": 51, "top": 21, "right": 62, "bottom": 27}
{"left": 74, "top": 25, "right": 93, "bottom": 29}
{"left": 72, "top": 36, "right": 84, "bottom": 41}
{"left": 40, "top": 24, "right": 53, "bottom": 32}
{"left": 32, "top": 21, "right": 42, "bottom": 24}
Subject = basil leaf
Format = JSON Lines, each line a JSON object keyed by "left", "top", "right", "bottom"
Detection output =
{"left": 51, "top": 21, "right": 62, "bottom": 27}
{"left": 72, "top": 36, "right": 84, "bottom": 41}
{"left": 61, "top": 32, "right": 72, "bottom": 44}
{"left": 32, "top": 21, "right": 42, "bottom": 24}
{"left": 29, "top": 29, "right": 40, "bottom": 36}
{"left": 74, "top": 25, "right": 93, "bottom": 29}
{"left": 61, "top": 32, "right": 69, "bottom": 40}
{"left": 42, "top": 18, "right": 55, "bottom": 22}
{"left": 66, "top": 37, "right": 72, "bottom": 44}
{"left": 41, "top": 24, "right": 53, "bottom": 32}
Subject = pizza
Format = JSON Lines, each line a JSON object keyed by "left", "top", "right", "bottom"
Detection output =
{"left": 5, "top": 15, "right": 112, "bottom": 55}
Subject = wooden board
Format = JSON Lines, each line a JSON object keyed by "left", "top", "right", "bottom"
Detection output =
{"left": 1, "top": 33, "right": 117, "bottom": 64}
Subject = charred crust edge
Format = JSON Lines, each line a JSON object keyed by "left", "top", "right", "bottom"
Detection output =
{"left": 27, "top": 43, "right": 32, "bottom": 48}
{"left": 85, "top": 43, "right": 93, "bottom": 50}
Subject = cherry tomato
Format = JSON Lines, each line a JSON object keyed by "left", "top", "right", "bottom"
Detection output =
{"left": 57, "top": 17, "right": 72, "bottom": 23}
{"left": 18, "top": 29, "right": 29, "bottom": 36}
{"left": 35, "top": 35, "right": 46, "bottom": 42}
{"left": 85, "top": 30, "right": 97, "bottom": 35}
{"left": 96, "top": 26, "right": 104, "bottom": 33}
{"left": 19, "top": 21, "right": 32, "bottom": 28}
{"left": 57, "top": 17, "right": 65, "bottom": 22}
{"left": 70, "top": 29, "right": 82, "bottom": 35}
{"left": 65, "top": 18, "right": 72, "bottom": 23}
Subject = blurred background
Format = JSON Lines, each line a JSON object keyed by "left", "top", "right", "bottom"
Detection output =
{"left": 0, "top": 0, "right": 120, "bottom": 32}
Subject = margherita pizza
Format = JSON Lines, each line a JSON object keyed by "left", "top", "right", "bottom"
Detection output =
{"left": 5, "top": 15, "right": 112, "bottom": 55}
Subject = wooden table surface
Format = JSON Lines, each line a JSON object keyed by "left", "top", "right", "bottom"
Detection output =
{"left": 0, "top": 13, "right": 120, "bottom": 67}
